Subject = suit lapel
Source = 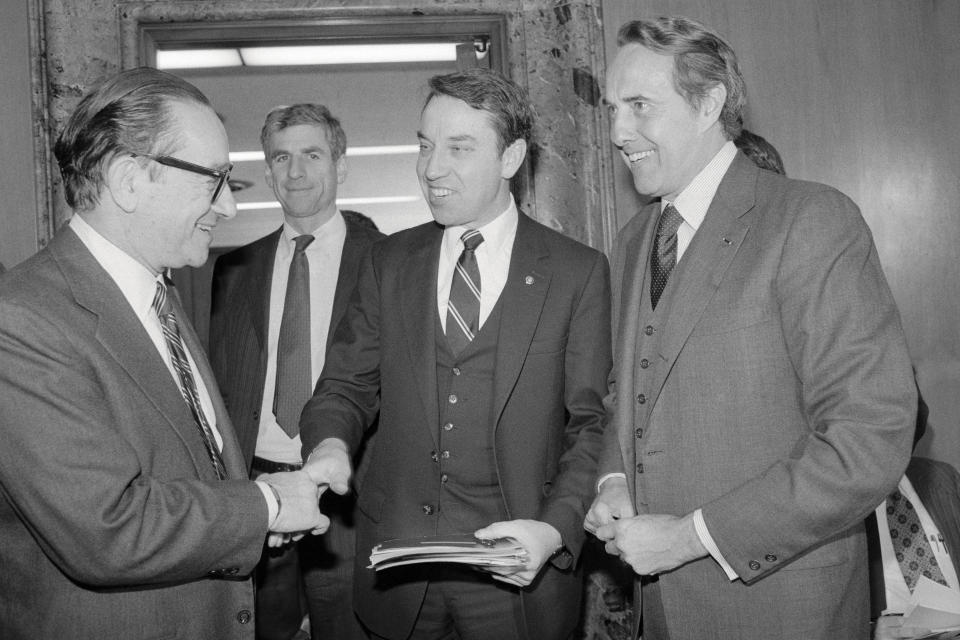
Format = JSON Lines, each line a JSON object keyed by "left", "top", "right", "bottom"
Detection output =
{"left": 647, "top": 154, "right": 758, "bottom": 412}
{"left": 399, "top": 226, "right": 443, "bottom": 447}
{"left": 247, "top": 229, "right": 281, "bottom": 352}
{"left": 492, "top": 215, "right": 551, "bottom": 428}
{"left": 328, "top": 220, "right": 366, "bottom": 352}
{"left": 52, "top": 231, "right": 218, "bottom": 477}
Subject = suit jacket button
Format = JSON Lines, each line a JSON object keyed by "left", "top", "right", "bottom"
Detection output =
{"left": 636, "top": 394, "right": 646, "bottom": 404}
{"left": 640, "top": 358, "right": 649, "bottom": 369}
{"left": 452, "top": 367, "right": 461, "bottom": 376}
{"left": 636, "top": 463, "right": 644, "bottom": 474}
{"left": 443, "top": 422, "right": 454, "bottom": 431}
{"left": 644, "top": 325, "right": 654, "bottom": 335}
{"left": 448, "top": 394, "right": 458, "bottom": 404}
{"left": 225, "top": 567, "right": 239, "bottom": 576}
{"left": 764, "top": 554, "right": 777, "bottom": 563}
{"left": 237, "top": 609, "right": 252, "bottom": 625}
{"left": 749, "top": 560, "right": 761, "bottom": 571}
{"left": 635, "top": 428, "right": 643, "bottom": 439}
{"left": 422, "top": 504, "right": 434, "bottom": 515}
{"left": 252, "top": 410, "right": 259, "bottom": 421}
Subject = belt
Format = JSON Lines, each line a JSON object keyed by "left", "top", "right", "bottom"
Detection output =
{"left": 252, "top": 456, "right": 302, "bottom": 474}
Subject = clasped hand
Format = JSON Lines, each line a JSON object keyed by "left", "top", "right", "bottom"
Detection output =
{"left": 261, "top": 439, "right": 353, "bottom": 548}
{"left": 473, "top": 519, "right": 562, "bottom": 588}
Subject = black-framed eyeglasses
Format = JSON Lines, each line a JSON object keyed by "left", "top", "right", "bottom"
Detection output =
{"left": 133, "top": 153, "right": 233, "bottom": 204}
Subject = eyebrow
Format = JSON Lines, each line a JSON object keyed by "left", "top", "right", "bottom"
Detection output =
{"left": 268, "top": 146, "right": 325, "bottom": 159}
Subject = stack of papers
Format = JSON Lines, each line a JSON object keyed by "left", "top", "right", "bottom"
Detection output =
{"left": 901, "top": 577, "right": 960, "bottom": 639}
{"left": 369, "top": 534, "right": 528, "bottom": 571}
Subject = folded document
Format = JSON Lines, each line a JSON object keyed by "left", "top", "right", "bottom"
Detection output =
{"left": 369, "top": 534, "right": 528, "bottom": 571}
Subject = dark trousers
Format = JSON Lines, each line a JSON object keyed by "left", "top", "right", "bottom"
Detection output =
{"left": 366, "top": 566, "right": 524, "bottom": 640}
{"left": 254, "top": 471, "right": 365, "bottom": 640}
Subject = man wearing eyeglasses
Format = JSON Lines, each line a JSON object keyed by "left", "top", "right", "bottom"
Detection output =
{"left": 0, "top": 67, "right": 330, "bottom": 639}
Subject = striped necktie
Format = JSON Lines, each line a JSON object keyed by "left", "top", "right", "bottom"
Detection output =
{"left": 152, "top": 281, "right": 226, "bottom": 479}
{"left": 650, "top": 204, "right": 684, "bottom": 310}
{"left": 446, "top": 229, "right": 484, "bottom": 354}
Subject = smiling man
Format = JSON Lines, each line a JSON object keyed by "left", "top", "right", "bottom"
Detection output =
{"left": 584, "top": 16, "right": 917, "bottom": 640}
{"left": 0, "top": 67, "right": 330, "bottom": 639}
{"left": 209, "top": 104, "right": 383, "bottom": 640}
{"left": 299, "top": 67, "right": 611, "bottom": 640}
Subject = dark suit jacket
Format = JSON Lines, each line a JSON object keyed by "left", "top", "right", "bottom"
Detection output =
{"left": 907, "top": 457, "right": 960, "bottom": 578}
{"left": 299, "top": 213, "right": 611, "bottom": 640}
{"left": 600, "top": 152, "right": 916, "bottom": 639}
{"left": 209, "top": 211, "right": 384, "bottom": 472}
{"left": 0, "top": 228, "right": 267, "bottom": 639}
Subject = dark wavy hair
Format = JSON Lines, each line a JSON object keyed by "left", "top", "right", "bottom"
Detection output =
{"left": 259, "top": 103, "right": 347, "bottom": 161}
{"left": 54, "top": 67, "right": 211, "bottom": 212}
{"left": 424, "top": 67, "right": 533, "bottom": 155}
{"left": 617, "top": 16, "right": 746, "bottom": 140}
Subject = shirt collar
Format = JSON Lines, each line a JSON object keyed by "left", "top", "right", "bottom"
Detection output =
{"left": 664, "top": 140, "right": 738, "bottom": 231}
{"left": 442, "top": 196, "right": 518, "bottom": 259}
{"left": 281, "top": 210, "right": 346, "bottom": 247}
{"left": 69, "top": 214, "right": 162, "bottom": 321}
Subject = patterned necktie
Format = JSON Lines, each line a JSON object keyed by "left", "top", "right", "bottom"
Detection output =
{"left": 152, "top": 281, "right": 226, "bottom": 479}
{"left": 650, "top": 204, "right": 684, "bottom": 310}
{"left": 273, "top": 234, "right": 314, "bottom": 437}
{"left": 446, "top": 229, "right": 484, "bottom": 354}
{"left": 886, "top": 489, "right": 949, "bottom": 591}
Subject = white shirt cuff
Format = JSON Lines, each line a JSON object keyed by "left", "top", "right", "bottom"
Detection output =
{"left": 255, "top": 481, "right": 280, "bottom": 527}
{"left": 596, "top": 472, "right": 627, "bottom": 493}
{"left": 693, "top": 508, "right": 739, "bottom": 581}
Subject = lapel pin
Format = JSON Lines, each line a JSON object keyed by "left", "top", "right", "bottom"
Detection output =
{"left": 722, "top": 237, "right": 732, "bottom": 245}
{"left": 524, "top": 275, "right": 535, "bottom": 285}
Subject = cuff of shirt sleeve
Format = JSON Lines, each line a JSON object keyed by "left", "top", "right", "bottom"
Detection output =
{"left": 255, "top": 481, "right": 280, "bottom": 527}
{"left": 596, "top": 472, "right": 627, "bottom": 494}
{"left": 693, "top": 508, "right": 739, "bottom": 581}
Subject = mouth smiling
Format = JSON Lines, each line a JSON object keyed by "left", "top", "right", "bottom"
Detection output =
{"left": 429, "top": 187, "right": 454, "bottom": 199}
{"left": 624, "top": 149, "right": 654, "bottom": 163}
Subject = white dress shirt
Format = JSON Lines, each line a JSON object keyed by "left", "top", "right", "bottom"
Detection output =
{"left": 256, "top": 212, "right": 346, "bottom": 464}
{"left": 436, "top": 198, "right": 517, "bottom": 331}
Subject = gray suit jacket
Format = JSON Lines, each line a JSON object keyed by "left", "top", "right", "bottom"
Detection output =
{"left": 0, "top": 228, "right": 267, "bottom": 639}
{"left": 600, "top": 153, "right": 917, "bottom": 639}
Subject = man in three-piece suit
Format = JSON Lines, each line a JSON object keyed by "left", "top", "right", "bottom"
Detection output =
{"left": 210, "top": 103, "right": 383, "bottom": 640}
{"left": 0, "top": 68, "right": 327, "bottom": 639}
{"left": 585, "top": 17, "right": 916, "bottom": 640}
{"left": 300, "top": 67, "right": 611, "bottom": 639}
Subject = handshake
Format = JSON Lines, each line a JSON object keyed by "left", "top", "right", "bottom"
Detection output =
{"left": 258, "top": 439, "right": 353, "bottom": 544}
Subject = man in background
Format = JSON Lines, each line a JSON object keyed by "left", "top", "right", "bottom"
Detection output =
{"left": 210, "top": 103, "right": 383, "bottom": 640}
{"left": 586, "top": 16, "right": 915, "bottom": 639}
{"left": 301, "top": 67, "right": 611, "bottom": 640}
{"left": 0, "top": 67, "right": 326, "bottom": 639}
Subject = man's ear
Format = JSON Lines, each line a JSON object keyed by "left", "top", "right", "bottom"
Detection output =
{"left": 699, "top": 83, "right": 727, "bottom": 132}
{"left": 500, "top": 138, "right": 527, "bottom": 180}
{"left": 336, "top": 155, "right": 347, "bottom": 185}
{"left": 104, "top": 155, "right": 141, "bottom": 213}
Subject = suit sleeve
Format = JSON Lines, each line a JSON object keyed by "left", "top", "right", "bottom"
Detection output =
{"left": 299, "top": 244, "right": 382, "bottom": 457}
{"left": 700, "top": 187, "right": 916, "bottom": 582}
{"left": 0, "top": 300, "right": 268, "bottom": 588}
{"left": 536, "top": 250, "right": 612, "bottom": 561}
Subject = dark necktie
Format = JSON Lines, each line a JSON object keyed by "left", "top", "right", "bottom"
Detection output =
{"left": 886, "top": 489, "right": 949, "bottom": 591}
{"left": 274, "top": 234, "right": 314, "bottom": 438}
{"left": 152, "top": 281, "right": 226, "bottom": 479}
{"left": 446, "top": 229, "right": 484, "bottom": 354}
{"left": 650, "top": 204, "right": 684, "bottom": 310}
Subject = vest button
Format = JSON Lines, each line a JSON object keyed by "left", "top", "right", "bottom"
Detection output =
{"left": 422, "top": 504, "right": 434, "bottom": 515}
{"left": 430, "top": 450, "right": 439, "bottom": 462}
{"left": 765, "top": 554, "right": 777, "bottom": 563}
{"left": 635, "top": 428, "right": 643, "bottom": 439}
{"left": 636, "top": 463, "right": 644, "bottom": 473}
{"left": 644, "top": 325, "right": 654, "bottom": 335}
{"left": 441, "top": 450, "right": 450, "bottom": 459}
{"left": 452, "top": 367, "right": 461, "bottom": 376}
{"left": 749, "top": 560, "right": 761, "bottom": 571}
{"left": 237, "top": 610, "right": 252, "bottom": 625}
{"left": 441, "top": 473, "right": 449, "bottom": 483}
{"left": 640, "top": 358, "right": 650, "bottom": 369}
{"left": 636, "top": 394, "right": 646, "bottom": 404}
{"left": 443, "top": 422, "right": 454, "bottom": 431}
{"left": 448, "top": 394, "right": 458, "bottom": 404}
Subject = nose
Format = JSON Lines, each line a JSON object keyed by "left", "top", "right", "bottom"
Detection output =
{"left": 287, "top": 155, "right": 304, "bottom": 179}
{"left": 610, "top": 107, "right": 635, "bottom": 149}
{"left": 419, "top": 147, "right": 446, "bottom": 181}
{"left": 212, "top": 183, "right": 238, "bottom": 220}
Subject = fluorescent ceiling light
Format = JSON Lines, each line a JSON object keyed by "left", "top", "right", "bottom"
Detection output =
{"left": 237, "top": 195, "right": 421, "bottom": 211}
{"left": 156, "top": 48, "right": 243, "bottom": 70}
{"left": 229, "top": 145, "right": 419, "bottom": 163}
{"left": 240, "top": 43, "right": 457, "bottom": 66}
